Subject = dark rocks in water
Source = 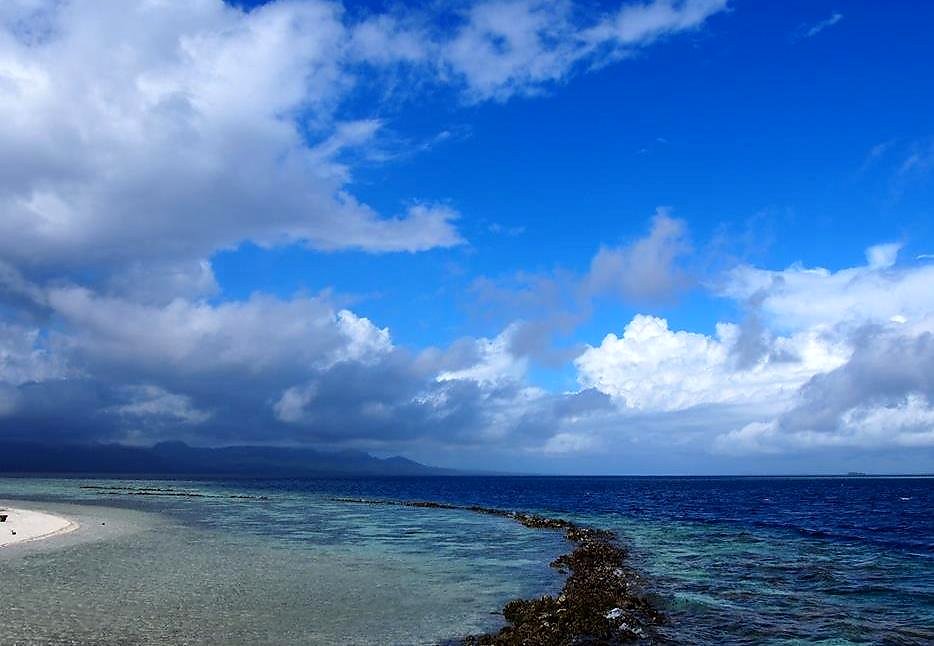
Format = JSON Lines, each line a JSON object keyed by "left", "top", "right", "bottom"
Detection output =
{"left": 409, "top": 500, "right": 460, "bottom": 510}
{"left": 331, "top": 497, "right": 665, "bottom": 645}
{"left": 565, "top": 525, "right": 616, "bottom": 543}
{"left": 465, "top": 523, "right": 664, "bottom": 645}
{"left": 512, "top": 512, "right": 575, "bottom": 531}
{"left": 81, "top": 485, "right": 177, "bottom": 492}
{"left": 80, "top": 484, "right": 268, "bottom": 501}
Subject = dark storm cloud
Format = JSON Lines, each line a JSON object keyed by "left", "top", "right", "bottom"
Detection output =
{"left": 0, "top": 284, "right": 610, "bottom": 451}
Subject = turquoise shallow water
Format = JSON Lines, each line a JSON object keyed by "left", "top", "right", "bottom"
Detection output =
{"left": 1, "top": 476, "right": 932, "bottom": 644}
{"left": 0, "top": 479, "right": 565, "bottom": 645}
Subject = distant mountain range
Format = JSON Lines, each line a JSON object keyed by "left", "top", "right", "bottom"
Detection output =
{"left": 0, "top": 441, "right": 456, "bottom": 477}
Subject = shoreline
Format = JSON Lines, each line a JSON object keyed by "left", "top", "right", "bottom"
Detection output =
{"left": 0, "top": 506, "right": 79, "bottom": 548}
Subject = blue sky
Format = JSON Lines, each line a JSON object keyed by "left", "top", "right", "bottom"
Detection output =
{"left": 215, "top": 0, "right": 934, "bottom": 345}
{"left": 1, "top": 0, "right": 933, "bottom": 473}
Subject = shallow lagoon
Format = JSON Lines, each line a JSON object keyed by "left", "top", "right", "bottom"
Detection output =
{"left": 1, "top": 479, "right": 564, "bottom": 645}
{"left": 2, "top": 476, "right": 932, "bottom": 644}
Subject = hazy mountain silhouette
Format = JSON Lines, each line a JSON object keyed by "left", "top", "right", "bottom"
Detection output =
{"left": 0, "top": 441, "right": 456, "bottom": 477}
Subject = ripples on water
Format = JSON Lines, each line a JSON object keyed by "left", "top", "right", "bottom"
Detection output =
{"left": 1, "top": 476, "right": 931, "bottom": 644}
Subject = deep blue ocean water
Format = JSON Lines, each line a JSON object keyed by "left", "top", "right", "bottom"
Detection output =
{"left": 2, "top": 475, "right": 932, "bottom": 644}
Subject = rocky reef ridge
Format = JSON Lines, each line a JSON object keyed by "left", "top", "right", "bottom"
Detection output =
{"left": 332, "top": 498, "right": 664, "bottom": 645}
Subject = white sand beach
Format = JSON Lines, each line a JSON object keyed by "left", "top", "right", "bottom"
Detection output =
{"left": 0, "top": 507, "right": 78, "bottom": 548}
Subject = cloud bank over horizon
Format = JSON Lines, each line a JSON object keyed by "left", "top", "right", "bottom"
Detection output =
{"left": 1, "top": 0, "right": 932, "bottom": 474}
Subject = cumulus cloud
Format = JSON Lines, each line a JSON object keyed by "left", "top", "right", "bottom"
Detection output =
{"left": 575, "top": 314, "right": 847, "bottom": 411}
{"left": 3, "top": 228, "right": 931, "bottom": 465}
{"left": 0, "top": 0, "right": 464, "bottom": 282}
{"left": 0, "top": 273, "right": 599, "bottom": 451}
{"left": 586, "top": 209, "right": 692, "bottom": 302}
{"left": 0, "top": 262, "right": 434, "bottom": 445}
{"left": 42, "top": 288, "right": 393, "bottom": 377}
{"left": 748, "top": 321, "right": 934, "bottom": 451}
{"left": 437, "top": 324, "right": 529, "bottom": 387}
{"left": 0, "top": 1, "right": 734, "bottom": 456}
{"left": 468, "top": 209, "right": 694, "bottom": 370}
{"left": 266, "top": 336, "right": 571, "bottom": 450}
{"left": 20, "top": 1, "right": 932, "bottom": 472}
{"left": 719, "top": 243, "right": 934, "bottom": 331}
{"left": 0, "top": 0, "right": 729, "bottom": 278}
{"left": 716, "top": 391, "right": 934, "bottom": 456}
{"left": 574, "top": 243, "right": 934, "bottom": 460}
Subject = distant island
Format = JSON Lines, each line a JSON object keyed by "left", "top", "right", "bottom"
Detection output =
{"left": 0, "top": 441, "right": 456, "bottom": 478}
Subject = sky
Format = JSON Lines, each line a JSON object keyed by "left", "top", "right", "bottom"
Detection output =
{"left": 0, "top": 0, "right": 933, "bottom": 475}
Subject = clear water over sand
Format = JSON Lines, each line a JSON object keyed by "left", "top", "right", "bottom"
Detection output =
{"left": 1, "top": 479, "right": 564, "bottom": 645}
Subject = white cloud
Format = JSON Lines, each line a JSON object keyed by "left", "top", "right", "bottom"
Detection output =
{"left": 349, "top": 14, "right": 429, "bottom": 65}
{"left": 586, "top": 209, "right": 692, "bottom": 301}
{"left": 541, "top": 431, "right": 597, "bottom": 454}
{"left": 437, "top": 324, "right": 528, "bottom": 386}
{"left": 273, "top": 383, "right": 319, "bottom": 424}
{"left": 584, "top": 0, "right": 727, "bottom": 47}
{"left": 44, "top": 287, "right": 392, "bottom": 375}
{"left": 575, "top": 314, "right": 847, "bottom": 411}
{"left": 0, "top": 320, "right": 71, "bottom": 419}
{"left": 0, "top": 0, "right": 463, "bottom": 278}
{"left": 467, "top": 208, "right": 697, "bottom": 372}
{"left": 714, "top": 251, "right": 934, "bottom": 455}
{"left": 443, "top": 0, "right": 578, "bottom": 101}
{"left": 838, "top": 394, "right": 934, "bottom": 447}
{"left": 111, "top": 385, "right": 212, "bottom": 425}
{"left": 0, "top": 1, "right": 790, "bottom": 460}
{"left": 0, "top": 322, "right": 70, "bottom": 387}
{"left": 865, "top": 242, "right": 901, "bottom": 269}
{"left": 715, "top": 394, "right": 934, "bottom": 454}
{"left": 720, "top": 244, "right": 934, "bottom": 331}
{"left": 0, "top": 0, "right": 727, "bottom": 280}
{"left": 444, "top": 0, "right": 727, "bottom": 101}
{"left": 106, "top": 259, "right": 221, "bottom": 304}
{"left": 713, "top": 420, "right": 781, "bottom": 455}
{"left": 795, "top": 12, "right": 843, "bottom": 40}
{"left": 0, "top": 272, "right": 574, "bottom": 449}
{"left": 576, "top": 244, "right": 934, "bottom": 458}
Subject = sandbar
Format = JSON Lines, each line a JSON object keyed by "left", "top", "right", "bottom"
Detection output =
{"left": 0, "top": 507, "right": 79, "bottom": 548}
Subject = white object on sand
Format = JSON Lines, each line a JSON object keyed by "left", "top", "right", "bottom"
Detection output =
{"left": 0, "top": 507, "right": 78, "bottom": 548}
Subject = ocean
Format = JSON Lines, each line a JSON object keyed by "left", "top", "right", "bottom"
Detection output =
{"left": 1, "top": 476, "right": 931, "bottom": 644}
